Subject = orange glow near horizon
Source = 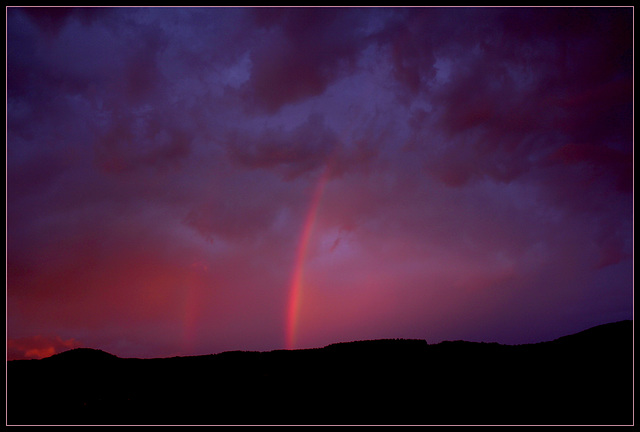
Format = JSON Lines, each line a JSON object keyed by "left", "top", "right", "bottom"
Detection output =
{"left": 25, "top": 347, "right": 56, "bottom": 359}
{"left": 7, "top": 335, "right": 81, "bottom": 360}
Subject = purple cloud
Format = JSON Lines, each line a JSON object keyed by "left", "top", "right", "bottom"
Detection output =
{"left": 7, "top": 7, "right": 632, "bottom": 359}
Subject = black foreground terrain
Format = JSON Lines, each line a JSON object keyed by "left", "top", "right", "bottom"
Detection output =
{"left": 7, "top": 320, "right": 633, "bottom": 425}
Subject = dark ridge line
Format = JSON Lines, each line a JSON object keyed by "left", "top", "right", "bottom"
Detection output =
{"left": 16, "top": 319, "right": 631, "bottom": 362}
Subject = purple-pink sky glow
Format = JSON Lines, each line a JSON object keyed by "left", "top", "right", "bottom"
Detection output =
{"left": 7, "top": 6, "right": 633, "bottom": 360}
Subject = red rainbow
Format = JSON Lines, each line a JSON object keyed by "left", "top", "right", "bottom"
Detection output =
{"left": 285, "top": 167, "right": 331, "bottom": 350}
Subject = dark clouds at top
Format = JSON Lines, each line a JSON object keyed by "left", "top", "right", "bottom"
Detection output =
{"left": 7, "top": 7, "right": 633, "bottom": 359}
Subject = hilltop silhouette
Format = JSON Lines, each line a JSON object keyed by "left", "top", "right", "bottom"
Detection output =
{"left": 7, "top": 320, "right": 633, "bottom": 425}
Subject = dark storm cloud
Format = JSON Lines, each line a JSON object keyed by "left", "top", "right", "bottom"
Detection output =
{"left": 242, "top": 7, "right": 386, "bottom": 113}
{"left": 547, "top": 143, "right": 632, "bottom": 193}
{"left": 225, "top": 113, "right": 339, "bottom": 179}
{"left": 20, "top": 6, "right": 107, "bottom": 35}
{"left": 183, "top": 169, "right": 294, "bottom": 242}
{"left": 93, "top": 109, "right": 193, "bottom": 174}
{"left": 7, "top": 7, "right": 633, "bottom": 358}
{"left": 402, "top": 7, "right": 633, "bottom": 192}
{"left": 8, "top": 8, "right": 119, "bottom": 102}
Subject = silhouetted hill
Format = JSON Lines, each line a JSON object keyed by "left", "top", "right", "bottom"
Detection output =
{"left": 44, "top": 347, "right": 120, "bottom": 363}
{"left": 7, "top": 320, "right": 633, "bottom": 425}
{"left": 547, "top": 320, "right": 631, "bottom": 348}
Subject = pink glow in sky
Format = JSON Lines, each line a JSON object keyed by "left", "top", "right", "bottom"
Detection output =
{"left": 7, "top": 7, "right": 633, "bottom": 360}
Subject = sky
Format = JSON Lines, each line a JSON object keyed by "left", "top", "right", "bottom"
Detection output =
{"left": 6, "top": 6, "right": 633, "bottom": 360}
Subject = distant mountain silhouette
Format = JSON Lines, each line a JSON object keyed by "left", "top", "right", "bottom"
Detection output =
{"left": 7, "top": 320, "right": 633, "bottom": 425}
{"left": 44, "top": 347, "right": 120, "bottom": 363}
